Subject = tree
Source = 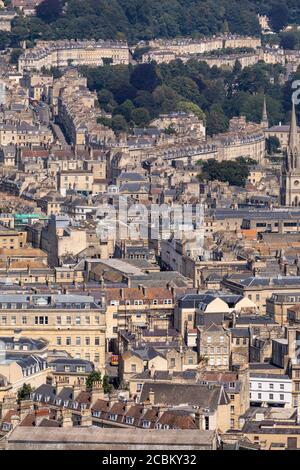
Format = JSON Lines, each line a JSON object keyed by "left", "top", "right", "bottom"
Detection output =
{"left": 206, "top": 104, "right": 229, "bottom": 136}
{"left": 41, "top": 66, "right": 63, "bottom": 79}
{"left": 102, "top": 375, "right": 112, "bottom": 394}
{"left": 114, "top": 99, "right": 134, "bottom": 121}
{"left": 10, "top": 48, "right": 22, "bottom": 65}
{"left": 169, "top": 76, "right": 201, "bottom": 103}
{"left": 111, "top": 114, "right": 128, "bottom": 133}
{"left": 86, "top": 371, "right": 112, "bottom": 394}
{"left": 280, "top": 32, "right": 297, "bottom": 50}
{"left": 113, "top": 84, "right": 137, "bottom": 104}
{"left": 200, "top": 157, "right": 253, "bottom": 187}
{"left": 0, "top": 31, "right": 11, "bottom": 50}
{"left": 36, "top": 0, "right": 63, "bottom": 23}
{"left": 86, "top": 371, "right": 102, "bottom": 391}
{"left": 269, "top": 3, "right": 289, "bottom": 33}
{"left": 97, "top": 89, "right": 116, "bottom": 113}
{"left": 164, "top": 124, "right": 177, "bottom": 135}
{"left": 130, "top": 63, "right": 162, "bottom": 92}
{"left": 266, "top": 136, "right": 281, "bottom": 155}
{"left": 131, "top": 107, "right": 150, "bottom": 126}
{"left": 17, "top": 383, "right": 33, "bottom": 404}
{"left": 175, "top": 100, "right": 205, "bottom": 121}
{"left": 222, "top": 20, "right": 230, "bottom": 34}
{"left": 133, "top": 46, "right": 151, "bottom": 61}
{"left": 97, "top": 116, "right": 112, "bottom": 127}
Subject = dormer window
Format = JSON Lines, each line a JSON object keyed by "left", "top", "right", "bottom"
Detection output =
{"left": 2, "top": 423, "right": 11, "bottom": 431}
{"left": 142, "top": 420, "right": 151, "bottom": 428}
{"left": 109, "top": 413, "right": 118, "bottom": 421}
{"left": 125, "top": 416, "right": 134, "bottom": 425}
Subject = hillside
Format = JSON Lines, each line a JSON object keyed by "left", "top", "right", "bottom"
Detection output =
{"left": 8, "top": 0, "right": 264, "bottom": 46}
{"left": 6, "top": 1, "right": 300, "bottom": 51}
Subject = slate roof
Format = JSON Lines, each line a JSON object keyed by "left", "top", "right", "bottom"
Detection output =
{"left": 49, "top": 358, "right": 94, "bottom": 373}
{"left": 230, "top": 328, "right": 250, "bottom": 338}
{"left": 118, "top": 172, "right": 147, "bottom": 182}
{"left": 0, "top": 336, "right": 47, "bottom": 351}
{"left": 139, "top": 382, "right": 229, "bottom": 410}
{"left": 178, "top": 292, "right": 243, "bottom": 309}
{"left": 235, "top": 315, "right": 277, "bottom": 325}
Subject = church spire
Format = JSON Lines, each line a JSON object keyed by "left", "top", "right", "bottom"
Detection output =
{"left": 289, "top": 101, "right": 298, "bottom": 149}
{"left": 287, "top": 101, "right": 299, "bottom": 170}
{"left": 261, "top": 95, "right": 269, "bottom": 129}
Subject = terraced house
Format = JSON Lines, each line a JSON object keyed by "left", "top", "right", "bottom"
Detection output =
{"left": 0, "top": 294, "right": 106, "bottom": 372}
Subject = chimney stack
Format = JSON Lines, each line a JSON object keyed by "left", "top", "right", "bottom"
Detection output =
{"left": 60, "top": 408, "right": 73, "bottom": 428}
{"left": 195, "top": 409, "right": 204, "bottom": 430}
{"left": 11, "top": 414, "right": 21, "bottom": 429}
{"left": 150, "top": 364, "right": 155, "bottom": 378}
{"left": 73, "top": 381, "right": 84, "bottom": 400}
{"left": 148, "top": 388, "right": 155, "bottom": 405}
{"left": 81, "top": 407, "right": 92, "bottom": 427}
{"left": 91, "top": 381, "right": 104, "bottom": 403}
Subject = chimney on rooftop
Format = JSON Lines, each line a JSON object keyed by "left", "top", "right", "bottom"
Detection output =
{"left": 60, "top": 408, "right": 73, "bottom": 428}
{"left": 91, "top": 381, "right": 104, "bottom": 403}
{"left": 55, "top": 378, "right": 69, "bottom": 395}
{"left": 11, "top": 414, "right": 21, "bottom": 429}
{"left": 124, "top": 400, "right": 132, "bottom": 413}
{"left": 150, "top": 364, "right": 155, "bottom": 378}
{"left": 195, "top": 409, "right": 204, "bottom": 430}
{"left": 148, "top": 388, "right": 155, "bottom": 405}
{"left": 73, "top": 381, "right": 84, "bottom": 400}
{"left": 81, "top": 407, "right": 92, "bottom": 427}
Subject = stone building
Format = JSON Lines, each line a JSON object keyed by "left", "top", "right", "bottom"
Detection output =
{"left": 0, "top": 293, "right": 106, "bottom": 372}
{"left": 281, "top": 103, "right": 300, "bottom": 206}
{"left": 18, "top": 40, "right": 130, "bottom": 72}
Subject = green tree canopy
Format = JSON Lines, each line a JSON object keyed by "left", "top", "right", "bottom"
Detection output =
{"left": 36, "top": 0, "right": 63, "bottom": 23}
{"left": 17, "top": 383, "right": 33, "bottom": 404}
{"left": 131, "top": 107, "right": 151, "bottom": 126}
{"left": 269, "top": 3, "right": 289, "bottom": 33}
{"left": 86, "top": 371, "right": 112, "bottom": 394}
{"left": 111, "top": 114, "right": 128, "bottom": 133}
{"left": 266, "top": 136, "right": 281, "bottom": 155}
{"left": 86, "top": 371, "right": 102, "bottom": 391}
{"left": 206, "top": 104, "right": 229, "bottom": 136}
{"left": 200, "top": 157, "right": 254, "bottom": 187}
{"left": 130, "top": 63, "right": 162, "bottom": 92}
